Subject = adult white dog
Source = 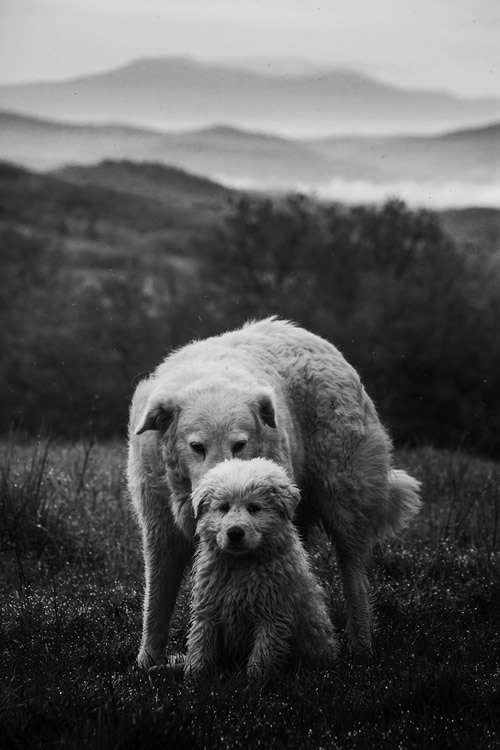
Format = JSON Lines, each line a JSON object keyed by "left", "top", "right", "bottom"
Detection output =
{"left": 128, "top": 317, "right": 421, "bottom": 670}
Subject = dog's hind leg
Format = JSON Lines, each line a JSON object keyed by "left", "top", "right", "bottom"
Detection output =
{"left": 329, "top": 521, "right": 373, "bottom": 653}
{"left": 310, "top": 473, "right": 375, "bottom": 653}
{"left": 314, "top": 413, "right": 393, "bottom": 652}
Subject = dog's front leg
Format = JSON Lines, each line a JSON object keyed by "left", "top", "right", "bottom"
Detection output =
{"left": 138, "top": 515, "right": 192, "bottom": 671}
{"left": 247, "top": 622, "right": 291, "bottom": 681}
{"left": 184, "top": 619, "right": 218, "bottom": 681}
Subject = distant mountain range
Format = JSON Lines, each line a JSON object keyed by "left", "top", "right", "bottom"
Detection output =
{"left": 0, "top": 56, "right": 499, "bottom": 137}
{"left": 304, "top": 125, "right": 500, "bottom": 184}
{"left": 0, "top": 110, "right": 498, "bottom": 207}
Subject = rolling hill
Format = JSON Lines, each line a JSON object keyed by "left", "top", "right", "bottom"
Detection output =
{"left": 54, "top": 159, "right": 232, "bottom": 208}
{"left": 0, "top": 110, "right": 498, "bottom": 202}
{"left": 2, "top": 159, "right": 497, "bottom": 254}
{"left": 0, "top": 111, "right": 334, "bottom": 182}
{"left": 0, "top": 56, "right": 498, "bottom": 137}
{"left": 304, "top": 123, "right": 500, "bottom": 183}
{"left": 0, "top": 159, "right": 232, "bottom": 241}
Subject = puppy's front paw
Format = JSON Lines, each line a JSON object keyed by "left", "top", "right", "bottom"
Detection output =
{"left": 246, "top": 660, "right": 273, "bottom": 683}
{"left": 183, "top": 658, "right": 207, "bottom": 684}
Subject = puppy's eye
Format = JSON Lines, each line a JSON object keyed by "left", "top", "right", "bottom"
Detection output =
{"left": 232, "top": 440, "right": 247, "bottom": 455}
{"left": 247, "top": 504, "right": 260, "bottom": 515}
{"left": 219, "top": 503, "right": 230, "bottom": 514}
{"left": 189, "top": 442, "right": 205, "bottom": 456}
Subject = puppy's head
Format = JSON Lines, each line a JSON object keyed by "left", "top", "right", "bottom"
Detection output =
{"left": 191, "top": 458, "right": 300, "bottom": 556}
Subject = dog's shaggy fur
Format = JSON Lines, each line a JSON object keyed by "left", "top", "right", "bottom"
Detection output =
{"left": 128, "top": 317, "right": 421, "bottom": 669}
{"left": 186, "top": 458, "right": 338, "bottom": 680}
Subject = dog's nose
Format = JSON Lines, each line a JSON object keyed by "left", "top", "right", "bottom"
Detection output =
{"left": 227, "top": 526, "right": 245, "bottom": 542}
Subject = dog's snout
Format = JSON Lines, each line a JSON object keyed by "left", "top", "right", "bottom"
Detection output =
{"left": 227, "top": 526, "right": 245, "bottom": 542}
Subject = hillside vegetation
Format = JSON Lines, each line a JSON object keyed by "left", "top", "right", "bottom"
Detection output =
{"left": 0, "top": 159, "right": 499, "bottom": 456}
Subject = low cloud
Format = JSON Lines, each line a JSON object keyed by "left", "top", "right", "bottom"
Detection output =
{"left": 215, "top": 174, "right": 500, "bottom": 209}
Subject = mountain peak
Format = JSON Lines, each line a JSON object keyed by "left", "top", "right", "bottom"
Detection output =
{"left": 0, "top": 56, "right": 498, "bottom": 138}
{"left": 113, "top": 55, "right": 203, "bottom": 73}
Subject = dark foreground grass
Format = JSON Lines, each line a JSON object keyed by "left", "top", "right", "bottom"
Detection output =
{"left": 1, "top": 438, "right": 499, "bottom": 749}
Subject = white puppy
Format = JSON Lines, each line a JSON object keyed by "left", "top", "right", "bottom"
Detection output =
{"left": 185, "top": 458, "right": 338, "bottom": 680}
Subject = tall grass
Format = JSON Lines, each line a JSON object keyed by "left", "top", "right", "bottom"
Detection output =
{"left": 0, "top": 438, "right": 499, "bottom": 749}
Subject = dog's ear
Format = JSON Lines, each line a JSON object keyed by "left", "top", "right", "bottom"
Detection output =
{"left": 272, "top": 482, "right": 301, "bottom": 521}
{"left": 191, "top": 487, "right": 211, "bottom": 521}
{"left": 254, "top": 390, "right": 277, "bottom": 429}
{"left": 134, "top": 397, "right": 179, "bottom": 435}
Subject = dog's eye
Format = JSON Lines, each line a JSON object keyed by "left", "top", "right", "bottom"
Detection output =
{"left": 189, "top": 442, "right": 205, "bottom": 456}
{"left": 219, "top": 503, "right": 230, "bottom": 514}
{"left": 247, "top": 504, "right": 260, "bottom": 515}
{"left": 232, "top": 440, "right": 247, "bottom": 455}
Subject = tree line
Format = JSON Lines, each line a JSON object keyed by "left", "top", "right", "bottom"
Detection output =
{"left": 1, "top": 193, "right": 499, "bottom": 456}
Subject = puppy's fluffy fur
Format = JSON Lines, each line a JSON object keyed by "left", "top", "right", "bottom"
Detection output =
{"left": 186, "top": 458, "right": 338, "bottom": 680}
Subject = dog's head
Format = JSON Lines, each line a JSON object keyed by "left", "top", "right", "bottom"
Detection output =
{"left": 191, "top": 458, "right": 300, "bottom": 556}
{"left": 134, "top": 379, "right": 276, "bottom": 494}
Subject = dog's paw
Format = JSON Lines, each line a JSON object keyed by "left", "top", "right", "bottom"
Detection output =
{"left": 137, "top": 647, "right": 162, "bottom": 672}
{"left": 347, "top": 640, "right": 373, "bottom": 665}
{"left": 183, "top": 660, "right": 201, "bottom": 684}
{"left": 184, "top": 656, "right": 216, "bottom": 685}
{"left": 148, "top": 652, "right": 185, "bottom": 677}
{"left": 166, "top": 651, "right": 186, "bottom": 672}
{"left": 246, "top": 661, "right": 273, "bottom": 683}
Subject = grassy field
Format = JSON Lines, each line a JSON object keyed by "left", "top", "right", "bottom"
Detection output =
{"left": 1, "top": 437, "right": 499, "bottom": 749}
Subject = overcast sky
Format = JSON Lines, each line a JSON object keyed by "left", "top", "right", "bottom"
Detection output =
{"left": 0, "top": 0, "right": 498, "bottom": 97}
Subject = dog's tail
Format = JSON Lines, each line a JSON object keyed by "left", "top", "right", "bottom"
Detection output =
{"left": 376, "top": 469, "right": 422, "bottom": 540}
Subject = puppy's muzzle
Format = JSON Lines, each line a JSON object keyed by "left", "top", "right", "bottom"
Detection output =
{"left": 226, "top": 526, "right": 245, "bottom": 544}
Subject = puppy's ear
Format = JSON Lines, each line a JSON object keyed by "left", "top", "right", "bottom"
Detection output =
{"left": 272, "top": 483, "right": 301, "bottom": 521}
{"left": 254, "top": 390, "right": 277, "bottom": 429}
{"left": 191, "top": 487, "right": 211, "bottom": 521}
{"left": 135, "top": 398, "right": 178, "bottom": 435}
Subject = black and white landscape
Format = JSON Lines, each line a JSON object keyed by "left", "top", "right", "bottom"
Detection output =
{"left": 2, "top": 5, "right": 500, "bottom": 748}
{"left": 0, "top": 57, "right": 499, "bottom": 207}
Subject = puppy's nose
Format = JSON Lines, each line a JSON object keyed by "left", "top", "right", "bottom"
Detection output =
{"left": 227, "top": 526, "right": 245, "bottom": 542}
